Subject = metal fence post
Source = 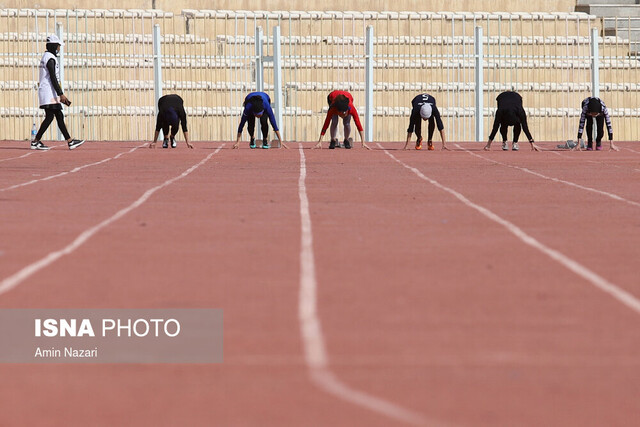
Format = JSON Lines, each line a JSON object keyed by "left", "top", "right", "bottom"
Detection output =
{"left": 153, "top": 24, "right": 163, "bottom": 139}
{"left": 365, "top": 25, "right": 374, "bottom": 142}
{"left": 591, "top": 27, "right": 599, "bottom": 99}
{"left": 255, "top": 26, "right": 264, "bottom": 93}
{"left": 273, "top": 25, "right": 283, "bottom": 142}
{"left": 56, "top": 23, "right": 65, "bottom": 141}
{"left": 255, "top": 26, "right": 264, "bottom": 140}
{"left": 475, "top": 26, "right": 484, "bottom": 142}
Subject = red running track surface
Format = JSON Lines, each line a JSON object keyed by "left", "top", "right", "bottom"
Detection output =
{"left": 0, "top": 140, "right": 639, "bottom": 426}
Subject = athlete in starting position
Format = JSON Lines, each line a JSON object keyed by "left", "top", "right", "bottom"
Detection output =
{"left": 314, "top": 90, "right": 370, "bottom": 149}
{"left": 485, "top": 91, "right": 540, "bottom": 152}
{"left": 149, "top": 94, "right": 193, "bottom": 149}
{"left": 233, "top": 92, "right": 284, "bottom": 149}
{"left": 404, "top": 93, "right": 448, "bottom": 150}
{"left": 573, "top": 97, "right": 618, "bottom": 151}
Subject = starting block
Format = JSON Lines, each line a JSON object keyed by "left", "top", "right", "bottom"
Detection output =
{"left": 335, "top": 137, "right": 353, "bottom": 148}
{"left": 556, "top": 140, "right": 586, "bottom": 149}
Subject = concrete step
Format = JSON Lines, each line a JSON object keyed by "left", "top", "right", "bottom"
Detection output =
{"left": 627, "top": 41, "right": 640, "bottom": 54}
{"left": 576, "top": 4, "right": 640, "bottom": 17}
{"left": 577, "top": 0, "right": 639, "bottom": 5}
{"left": 604, "top": 17, "right": 640, "bottom": 30}
{"left": 605, "top": 27, "right": 640, "bottom": 40}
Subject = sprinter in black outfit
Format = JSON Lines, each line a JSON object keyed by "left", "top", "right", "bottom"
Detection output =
{"left": 485, "top": 91, "right": 540, "bottom": 151}
{"left": 404, "top": 93, "right": 448, "bottom": 150}
{"left": 149, "top": 94, "right": 193, "bottom": 149}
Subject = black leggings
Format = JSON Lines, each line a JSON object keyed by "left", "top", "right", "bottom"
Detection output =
{"left": 585, "top": 115, "right": 604, "bottom": 146}
{"left": 35, "top": 108, "right": 70, "bottom": 141}
{"left": 414, "top": 117, "right": 436, "bottom": 141}
{"left": 247, "top": 115, "right": 269, "bottom": 141}
{"left": 162, "top": 123, "right": 179, "bottom": 139}
{"left": 500, "top": 123, "right": 521, "bottom": 143}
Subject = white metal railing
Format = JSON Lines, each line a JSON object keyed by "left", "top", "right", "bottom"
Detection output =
{"left": 2, "top": 9, "right": 640, "bottom": 142}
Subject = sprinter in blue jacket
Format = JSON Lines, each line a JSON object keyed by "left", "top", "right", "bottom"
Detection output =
{"left": 233, "top": 92, "right": 285, "bottom": 149}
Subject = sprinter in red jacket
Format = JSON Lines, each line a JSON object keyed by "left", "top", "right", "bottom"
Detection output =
{"left": 314, "top": 90, "right": 370, "bottom": 149}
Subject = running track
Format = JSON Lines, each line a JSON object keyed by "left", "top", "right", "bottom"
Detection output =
{"left": 0, "top": 141, "right": 639, "bottom": 427}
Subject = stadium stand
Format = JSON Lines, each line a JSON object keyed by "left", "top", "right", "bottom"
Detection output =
{"left": 1, "top": 6, "right": 640, "bottom": 142}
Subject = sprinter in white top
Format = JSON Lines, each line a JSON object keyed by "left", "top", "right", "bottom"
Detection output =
{"left": 31, "top": 34, "right": 84, "bottom": 150}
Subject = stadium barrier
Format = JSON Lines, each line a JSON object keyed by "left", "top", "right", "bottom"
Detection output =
{"left": 1, "top": 9, "right": 639, "bottom": 142}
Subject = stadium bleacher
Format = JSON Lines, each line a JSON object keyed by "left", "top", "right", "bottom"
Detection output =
{"left": 1, "top": 6, "right": 639, "bottom": 142}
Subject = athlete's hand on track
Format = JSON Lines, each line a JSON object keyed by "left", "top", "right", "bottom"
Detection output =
{"left": 148, "top": 142, "right": 156, "bottom": 149}
{"left": 313, "top": 141, "right": 322, "bottom": 149}
{"left": 362, "top": 142, "right": 371, "bottom": 150}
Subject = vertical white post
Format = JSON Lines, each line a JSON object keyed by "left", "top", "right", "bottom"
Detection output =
{"left": 255, "top": 26, "right": 264, "bottom": 93}
{"left": 153, "top": 24, "right": 163, "bottom": 138}
{"left": 273, "top": 25, "right": 283, "bottom": 142}
{"left": 255, "top": 26, "right": 264, "bottom": 140}
{"left": 475, "top": 26, "right": 484, "bottom": 142}
{"left": 365, "top": 25, "right": 374, "bottom": 142}
{"left": 591, "top": 27, "right": 599, "bottom": 99}
{"left": 56, "top": 23, "right": 64, "bottom": 140}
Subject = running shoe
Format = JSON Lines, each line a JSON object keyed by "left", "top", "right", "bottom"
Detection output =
{"left": 344, "top": 138, "right": 352, "bottom": 149}
{"left": 427, "top": 141, "right": 434, "bottom": 150}
{"left": 586, "top": 147, "right": 594, "bottom": 151}
{"left": 31, "top": 140, "right": 50, "bottom": 150}
{"left": 596, "top": 146, "right": 603, "bottom": 151}
{"left": 250, "top": 138, "right": 256, "bottom": 149}
{"left": 512, "top": 142, "right": 519, "bottom": 151}
{"left": 329, "top": 139, "right": 337, "bottom": 149}
{"left": 162, "top": 138, "right": 169, "bottom": 148}
{"left": 262, "top": 140, "right": 270, "bottom": 149}
{"left": 171, "top": 137, "right": 177, "bottom": 148}
{"left": 502, "top": 141, "right": 508, "bottom": 151}
{"left": 68, "top": 139, "right": 85, "bottom": 150}
{"left": 415, "top": 138, "right": 423, "bottom": 150}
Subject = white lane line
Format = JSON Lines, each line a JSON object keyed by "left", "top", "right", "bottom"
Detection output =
{"left": 0, "top": 145, "right": 224, "bottom": 296}
{"left": 297, "top": 145, "right": 433, "bottom": 426}
{"left": 382, "top": 145, "right": 640, "bottom": 316}
{"left": 456, "top": 144, "right": 640, "bottom": 208}
{"left": 545, "top": 150, "right": 640, "bottom": 172}
{"left": 0, "top": 142, "right": 68, "bottom": 163}
{"left": 0, "top": 143, "right": 146, "bottom": 193}
{"left": 0, "top": 152, "right": 35, "bottom": 163}
{"left": 623, "top": 147, "right": 640, "bottom": 155}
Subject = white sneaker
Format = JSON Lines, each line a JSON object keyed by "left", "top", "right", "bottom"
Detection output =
{"left": 68, "top": 139, "right": 85, "bottom": 150}
{"left": 512, "top": 142, "right": 519, "bottom": 151}
{"left": 31, "top": 140, "right": 50, "bottom": 150}
{"left": 502, "top": 142, "right": 508, "bottom": 151}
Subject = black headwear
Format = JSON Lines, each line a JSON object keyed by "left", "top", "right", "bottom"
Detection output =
{"left": 333, "top": 95, "right": 349, "bottom": 113}
{"left": 46, "top": 43, "right": 59, "bottom": 55}
{"left": 588, "top": 98, "right": 602, "bottom": 114}
{"left": 249, "top": 96, "right": 264, "bottom": 115}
